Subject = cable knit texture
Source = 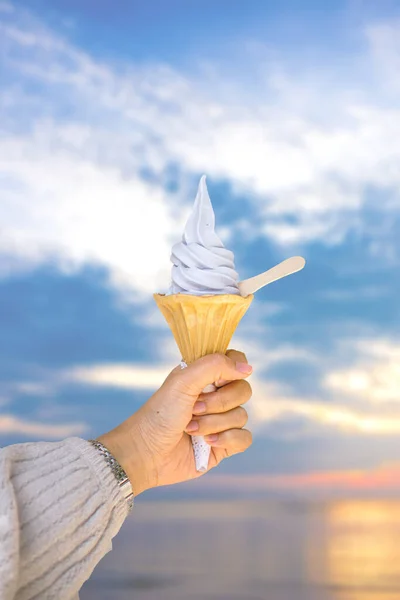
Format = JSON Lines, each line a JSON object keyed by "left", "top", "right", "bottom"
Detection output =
{"left": 0, "top": 437, "right": 130, "bottom": 600}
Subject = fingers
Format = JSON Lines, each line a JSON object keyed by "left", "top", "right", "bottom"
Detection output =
{"left": 185, "top": 351, "right": 252, "bottom": 462}
{"left": 206, "top": 428, "right": 253, "bottom": 456}
{"left": 166, "top": 352, "right": 253, "bottom": 399}
{"left": 193, "top": 379, "right": 252, "bottom": 416}
{"left": 186, "top": 406, "right": 248, "bottom": 435}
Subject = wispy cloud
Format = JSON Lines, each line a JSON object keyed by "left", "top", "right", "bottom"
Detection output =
{"left": 325, "top": 338, "right": 400, "bottom": 405}
{"left": 0, "top": 414, "right": 86, "bottom": 438}
{"left": 319, "top": 285, "right": 389, "bottom": 302}
{"left": 11, "top": 381, "right": 53, "bottom": 396}
{"left": 232, "top": 335, "right": 317, "bottom": 369}
{"left": 66, "top": 363, "right": 170, "bottom": 390}
{"left": 250, "top": 379, "right": 400, "bottom": 436}
{"left": 195, "top": 463, "right": 400, "bottom": 494}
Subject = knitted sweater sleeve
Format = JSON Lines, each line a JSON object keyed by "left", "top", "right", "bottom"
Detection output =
{"left": 0, "top": 437, "right": 130, "bottom": 600}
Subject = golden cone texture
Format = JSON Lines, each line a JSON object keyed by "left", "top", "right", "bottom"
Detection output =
{"left": 153, "top": 293, "right": 253, "bottom": 364}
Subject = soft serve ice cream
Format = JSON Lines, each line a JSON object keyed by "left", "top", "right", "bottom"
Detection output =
{"left": 168, "top": 175, "right": 240, "bottom": 296}
{"left": 155, "top": 174, "right": 254, "bottom": 473}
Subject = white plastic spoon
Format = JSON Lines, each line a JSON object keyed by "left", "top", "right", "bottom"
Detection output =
{"left": 238, "top": 256, "right": 306, "bottom": 297}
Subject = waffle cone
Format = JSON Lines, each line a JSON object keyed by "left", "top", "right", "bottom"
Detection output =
{"left": 153, "top": 293, "right": 253, "bottom": 364}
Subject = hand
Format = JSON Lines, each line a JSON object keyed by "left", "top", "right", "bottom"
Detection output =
{"left": 98, "top": 350, "right": 253, "bottom": 496}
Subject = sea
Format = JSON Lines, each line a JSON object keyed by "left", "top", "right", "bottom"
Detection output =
{"left": 81, "top": 499, "right": 400, "bottom": 600}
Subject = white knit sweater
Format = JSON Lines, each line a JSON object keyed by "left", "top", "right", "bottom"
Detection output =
{"left": 0, "top": 437, "right": 130, "bottom": 600}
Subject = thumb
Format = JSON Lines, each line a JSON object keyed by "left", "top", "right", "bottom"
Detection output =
{"left": 164, "top": 353, "right": 253, "bottom": 400}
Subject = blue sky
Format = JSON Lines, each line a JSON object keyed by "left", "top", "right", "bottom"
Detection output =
{"left": 2, "top": 0, "right": 400, "bottom": 497}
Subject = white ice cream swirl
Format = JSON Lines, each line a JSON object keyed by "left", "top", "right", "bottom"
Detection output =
{"left": 168, "top": 175, "right": 240, "bottom": 295}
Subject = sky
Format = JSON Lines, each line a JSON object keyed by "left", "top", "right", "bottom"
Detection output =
{"left": 2, "top": 0, "right": 400, "bottom": 498}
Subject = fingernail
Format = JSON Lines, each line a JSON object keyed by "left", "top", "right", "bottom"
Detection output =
{"left": 204, "top": 434, "right": 218, "bottom": 444}
{"left": 186, "top": 420, "right": 199, "bottom": 432}
{"left": 193, "top": 401, "right": 207, "bottom": 414}
{"left": 236, "top": 362, "right": 253, "bottom": 375}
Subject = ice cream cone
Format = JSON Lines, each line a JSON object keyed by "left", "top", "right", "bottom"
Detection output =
{"left": 154, "top": 293, "right": 253, "bottom": 472}
{"left": 153, "top": 293, "right": 253, "bottom": 365}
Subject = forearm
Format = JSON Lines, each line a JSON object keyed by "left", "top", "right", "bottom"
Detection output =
{"left": 0, "top": 437, "right": 129, "bottom": 600}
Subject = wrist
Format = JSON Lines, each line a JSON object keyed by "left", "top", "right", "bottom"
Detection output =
{"left": 98, "top": 419, "right": 156, "bottom": 496}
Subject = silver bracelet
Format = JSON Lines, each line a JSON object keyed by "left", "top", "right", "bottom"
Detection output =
{"left": 89, "top": 439, "right": 134, "bottom": 511}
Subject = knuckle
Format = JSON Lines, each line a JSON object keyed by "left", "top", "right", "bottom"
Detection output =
{"left": 222, "top": 428, "right": 252, "bottom": 453}
{"left": 223, "top": 429, "right": 235, "bottom": 444}
{"left": 237, "top": 379, "right": 252, "bottom": 402}
{"left": 238, "top": 407, "right": 248, "bottom": 426}
{"left": 197, "top": 415, "right": 211, "bottom": 434}
{"left": 208, "top": 353, "right": 226, "bottom": 369}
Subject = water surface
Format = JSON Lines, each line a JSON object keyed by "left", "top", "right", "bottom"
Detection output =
{"left": 81, "top": 499, "right": 400, "bottom": 600}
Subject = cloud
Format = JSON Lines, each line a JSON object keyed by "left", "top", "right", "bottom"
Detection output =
{"left": 325, "top": 338, "right": 400, "bottom": 405}
{"left": 249, "top": 378, "right": 400, "bottom": 436}
{"left": 0, "top": 126, "right": 178, "bottom": 295}
{"left": 232, "top": 335, "right": 317, "bottom": 369}
{"left": 244, "top": 336, "right": 400, "bottom": 437}
{"left": 194, "top": 463, "right": 400, "bottom": 494}
{"left": 66, "top": 363, "right": 170, "bottom": 390}
{"left": 0, "top": 414, "right": 86, "bottom": 438}
{"left": 319, "top": 285, "right": 389, "bottom": 302}
{"left": 366, "top": 20, "right": 400, "bottom": 93}
{"left": 9, "top": 382, "right": 53, "bottom": 396}
{"left": 224, "top": 336, "right": 400, "bottom": 437}
{"left": 1, "top": 3, "right": 400, "bottom": 296}
{"left": 3, "top": 2, "right": 400, "bottom": 454}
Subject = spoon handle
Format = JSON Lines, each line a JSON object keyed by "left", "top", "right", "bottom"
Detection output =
{"left": 238, "top": 256, "right": 306, "bottom": 297}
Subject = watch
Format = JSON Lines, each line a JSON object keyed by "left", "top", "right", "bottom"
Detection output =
{"left": 88, "top": 439, "right": 134, "bottom": 511}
